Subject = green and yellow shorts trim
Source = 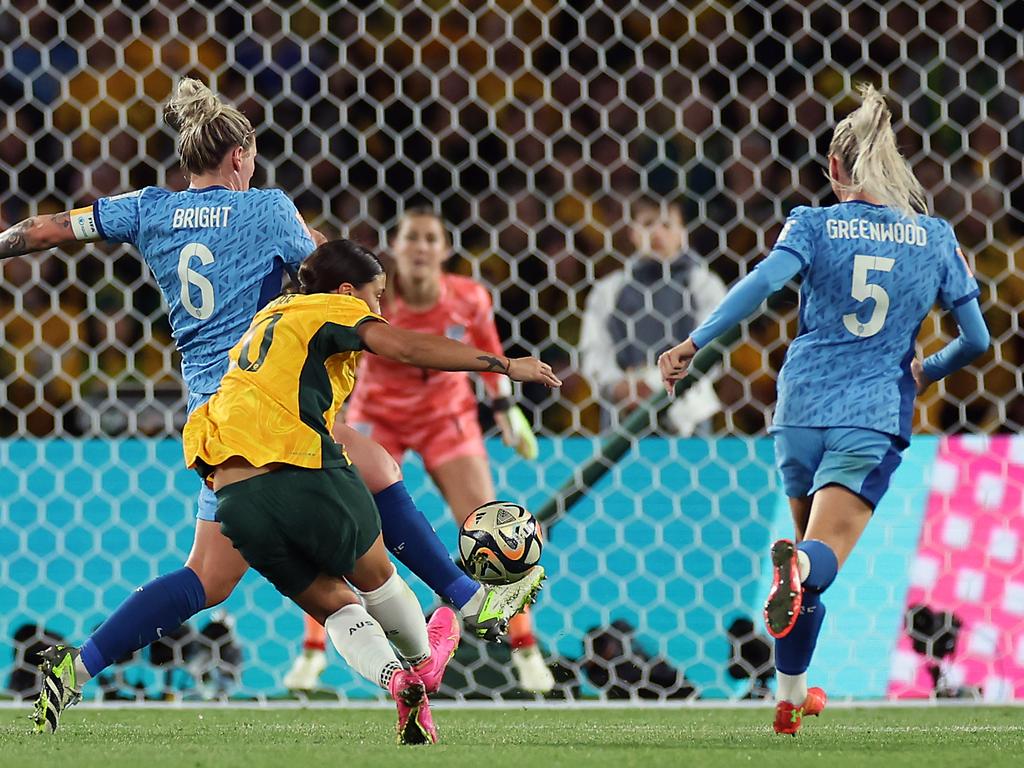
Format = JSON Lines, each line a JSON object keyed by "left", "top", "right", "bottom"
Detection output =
{"left": 215, "top": 464, "right": 382, "bottom": 598}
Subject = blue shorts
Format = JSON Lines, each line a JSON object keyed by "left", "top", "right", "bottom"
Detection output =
{"left": 771, "top": 426, "right": 904, "bottom": 509}
{"left": 187, "top": 391, "right": 219, "bottom": 522}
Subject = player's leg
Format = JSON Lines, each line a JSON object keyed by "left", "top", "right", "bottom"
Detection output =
{"left": 426, "top": 419, "right": 554, "bottom": 694}
{"left": 769, "top": 427, "right": 902, "bottom": 735}
{"left": 328, "top": 468, "right": 445, "bottom": 745}
{"left": 300, "top": 573, "right": 438, "bottom": 746}
{"left": 789, "top": 496, "right": 812, "bottom": 541}
{"left": 336, "top": 421, "right": 480, "bottom": 608}
{"left": 216, "top": 465, "right": 441, "bottom": 744}
{"left": 765, "top": 427, "right": 820, "bottom": 639}
{"left": 80, "top": 492, "right": 246, "bottom": 679}
{"left": 772, "top": 486, "right": 862, "bottom": 733}
{"left": 337, "top": 420, "right": 542, "bottom": 641}
{"left": 33, "top": 487, "right": 245, "bottom": 733}
{"left": 331, "top": 463, "right": 460, "bottom": 699}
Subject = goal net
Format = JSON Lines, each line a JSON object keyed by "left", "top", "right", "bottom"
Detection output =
{"left": 1, "top": 0, "right": 1020, "bottom": 702}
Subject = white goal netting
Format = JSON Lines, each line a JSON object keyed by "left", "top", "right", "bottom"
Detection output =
{"left": 1, "top": 0, "right": 1021, "bottom": 703}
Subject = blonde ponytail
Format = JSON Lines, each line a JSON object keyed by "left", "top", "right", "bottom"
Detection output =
{"left": 829, "top": 84, "right": 927, "bottom": 218}
{"left": 163, "top": 78, "right": 255, "bottom": 175}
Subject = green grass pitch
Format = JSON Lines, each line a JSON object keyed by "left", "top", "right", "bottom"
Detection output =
{"left": 3, "top": 707, "right": 1021, "bottom": 768}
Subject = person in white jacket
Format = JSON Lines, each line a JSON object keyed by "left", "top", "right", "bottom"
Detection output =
{"left": 580, "top": 196, "right": 727, "bottom": 434}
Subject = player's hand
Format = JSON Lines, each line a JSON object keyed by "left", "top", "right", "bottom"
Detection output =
{"left": 658, "top": 338, "right": 698, "bottom": 394}
{"left": 507, "top": 357, "right": 562, "bottom": 388}
{"left": 494, "top": 405, "right": 539, "bottom": 460}
{"left": 911, "top": 358, "right": 932, "bottom": 395}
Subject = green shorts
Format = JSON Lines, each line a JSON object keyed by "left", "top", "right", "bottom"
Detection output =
{"left": 214, "top": 464, "right": 382, "bottom": 598}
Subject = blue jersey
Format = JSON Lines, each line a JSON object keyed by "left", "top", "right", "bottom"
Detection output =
{"left": 771, "top": 200, "right": 979, "bottom": 443}
{"left": 91, "top": 186, "right": 314, "bottom": 399}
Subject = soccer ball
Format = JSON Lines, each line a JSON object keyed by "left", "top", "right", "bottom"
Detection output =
{"left": 458, "top": 501, "right": 543, "bottom": 584}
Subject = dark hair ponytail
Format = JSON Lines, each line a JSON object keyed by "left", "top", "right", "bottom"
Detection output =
{"left": 297, "top": 239, "right": 384, "bottom": 294}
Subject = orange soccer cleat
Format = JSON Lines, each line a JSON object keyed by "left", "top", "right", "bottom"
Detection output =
{"left": 773, "top": 687, "right": 827, "bottom": 736}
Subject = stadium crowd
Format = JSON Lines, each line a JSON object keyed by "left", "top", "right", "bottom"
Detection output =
{"left": 0, "top": 0, "right": 1019, "bottom": 437}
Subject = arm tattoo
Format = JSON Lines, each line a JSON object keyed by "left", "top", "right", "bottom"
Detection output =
{"left": 0, "top": 213, "right": 71, "bottom": 260}
{"left": 0, "top": 220, "right": 33, "bottom": 260}
{"left": 477, "top": 354, "right": 510, "bottom": 373}
{"left": 51, "top": 212, "right": 71, "bottom": 231}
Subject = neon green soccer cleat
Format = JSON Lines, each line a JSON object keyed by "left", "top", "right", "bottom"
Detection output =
{"left": 461, "top": 565, "right": 545, "bottom": 642}
{"left": 31, "top": 645, "right": 83, "bottom": 734}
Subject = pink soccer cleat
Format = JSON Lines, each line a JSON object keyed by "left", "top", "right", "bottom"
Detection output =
{"left": 764, "top": 539, "right": 803, "bottom": 639}
{"left": 414, "top": 606, "right": 461, "bottom": 695}
{"left": 388, "top": 669, "right": 437, "bottom": 745}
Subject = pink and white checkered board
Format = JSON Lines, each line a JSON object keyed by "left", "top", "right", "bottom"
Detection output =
{"left": 889, "top": 435, "right": 1024, "bottom": 700}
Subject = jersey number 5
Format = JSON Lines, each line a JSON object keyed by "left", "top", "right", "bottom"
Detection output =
{"left": 178, "top": 243, "right": 215, "bottom": 320}
{"left": 843, "top": 254, "right": 896, "bottom": 338}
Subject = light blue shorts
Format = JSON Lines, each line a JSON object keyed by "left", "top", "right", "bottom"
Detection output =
{"left": 197, "top": 483, "right": 219, "bottom": 522}
{"left": 188, "top": 391, "right": 219, "bottom": 522}
{"left": 771, "top": 426, "right": 904, "bottom": 509}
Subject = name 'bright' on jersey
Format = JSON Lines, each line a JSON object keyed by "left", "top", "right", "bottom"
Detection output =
{"left": 76, "top": 186, "right": 315, "bottom": 399}
{"left": 770, "top": 201, "right": 979, "bottom": 443}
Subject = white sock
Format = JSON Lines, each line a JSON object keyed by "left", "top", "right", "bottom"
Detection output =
{"left": 460, "top": 586, "right": 487, "bottom": 616}
{"left": 797, "top": 549, "right": 811, "bottom": 583}
{"left": 357, "top": 569, "right": 430, "bottom": 665}
{"left": 777, "top": 671, "right": 808, "bottom": 705}
{"left": 325, "top": 604, "right": 403, "bottom": 690}
{"left": 73, "top": 656, "right": 92, "bottom": 686}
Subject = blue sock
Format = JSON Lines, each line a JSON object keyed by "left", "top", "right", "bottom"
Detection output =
{"left": 775, "top": 540, "right": 838, "bottom": 675}
{"left": 80, "top": 567, "right": 206, "bottom": 677}
{"left": 775, "top": 593, "right": 826, "bottom": 674}
{"left": 375, "top": 481, "right": 480, "bottom": 609}
{"left": 798, "top": 540, "right": 838, "bottom": 592}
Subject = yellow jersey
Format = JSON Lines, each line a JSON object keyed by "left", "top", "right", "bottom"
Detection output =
{"left": 183, "top": 293, "right": 384, "bottom": 475}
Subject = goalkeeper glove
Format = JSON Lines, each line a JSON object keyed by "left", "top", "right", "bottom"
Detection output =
{"left": 493, "top": 401, "right": 539, "bottom": 461}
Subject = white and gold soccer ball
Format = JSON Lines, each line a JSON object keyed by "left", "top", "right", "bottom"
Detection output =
{"left": 458, "top": 501, "right": 543, "bottom": 584}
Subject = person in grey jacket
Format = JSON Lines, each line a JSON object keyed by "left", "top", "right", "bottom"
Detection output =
{"left": 580, "top": 195, "right": 727, "bottom": 434}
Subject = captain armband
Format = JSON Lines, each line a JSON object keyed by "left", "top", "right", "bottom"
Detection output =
{"left": 69, "top": 206, "right": 99, "bottom": 240}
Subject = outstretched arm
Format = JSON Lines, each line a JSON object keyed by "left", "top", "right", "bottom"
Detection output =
{"left": 0, "top": 212, "right": 85, "bottom": 260}
{"left": 358, "top": 320, "right": 561, "bottom": 388}
{"left": 658, "top": 249, "right": 803, "bottom": 391}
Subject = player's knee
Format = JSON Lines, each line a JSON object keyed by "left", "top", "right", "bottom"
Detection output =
{"left": 187, "top": 561, "right": 245, "bottom": 607}
{"left": 359, "top": 452, "right": 402, "bottom": 494}
{"left": 798, "top": 539, "right": 838, "bottom": 594}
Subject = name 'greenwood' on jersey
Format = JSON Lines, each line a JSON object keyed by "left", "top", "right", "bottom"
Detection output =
{"left": 771, "top": 200, "right": 979, "bottom": 443}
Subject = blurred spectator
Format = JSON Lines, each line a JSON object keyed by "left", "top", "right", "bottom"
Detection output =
{"left": 579, "top": 195, "right": 727, "bottom": 435}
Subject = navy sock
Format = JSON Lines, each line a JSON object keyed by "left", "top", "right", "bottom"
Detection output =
{"left": 775, "top": 540, "right": 838, "bottom": 675}
{"left": 80, "top": 567, "right": 206, "bottom": 677}
{"left": 374, "top": 481, "right": 479, "bottom": 609}
{"left": 798, "top": 539, "right": 838, "bottom": 592}
{"left": 775, "top": 592, "right": 826, "bottom": 674}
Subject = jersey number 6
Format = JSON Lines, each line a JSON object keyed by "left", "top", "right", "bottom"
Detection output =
{"left": 843, "top": 254, "right": 896, "bottom": 338}
{"left": 178, "top": 243, "right": 215, "bottom": 320}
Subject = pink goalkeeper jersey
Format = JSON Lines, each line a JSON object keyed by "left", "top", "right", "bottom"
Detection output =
{"left": 347, "top": 273, "right": 507, "bottom": 424}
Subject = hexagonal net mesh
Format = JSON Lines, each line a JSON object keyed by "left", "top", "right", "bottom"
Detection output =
{"left": 1, "top": 1, "right": 1021, "bottom": 702}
